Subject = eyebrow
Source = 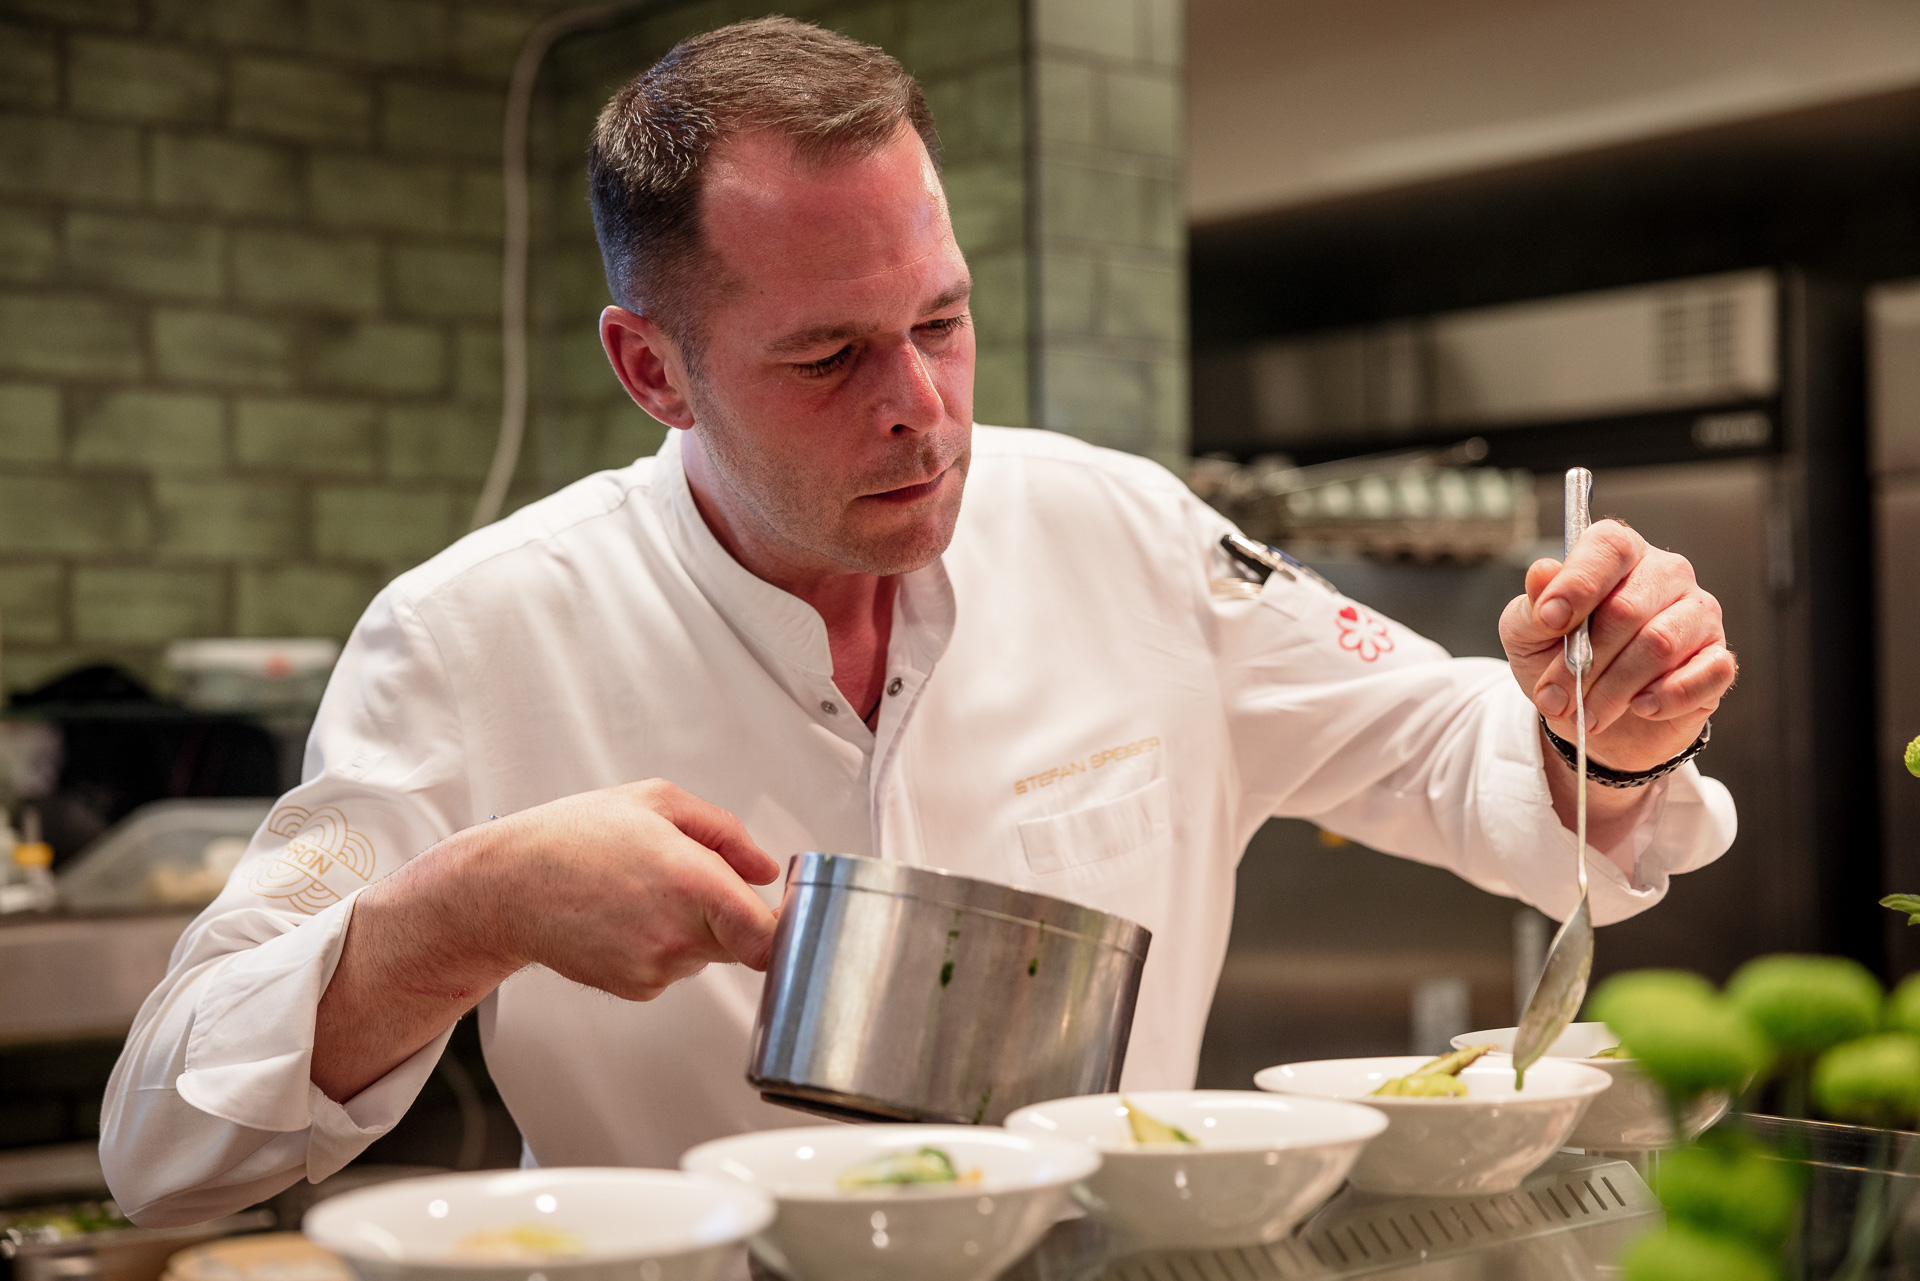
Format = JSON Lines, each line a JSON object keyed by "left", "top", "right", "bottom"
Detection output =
{"left": 766, "top": 280, "right": 972, "bottom": 358}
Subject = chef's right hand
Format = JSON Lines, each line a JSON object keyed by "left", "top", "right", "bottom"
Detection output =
{"left": 476, "top": 779, "right": 783, "bottom": 1000}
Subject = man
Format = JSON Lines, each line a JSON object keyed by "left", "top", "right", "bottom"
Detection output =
{"left": 102, "top": 18, "right": 1735, "bottom": 1222}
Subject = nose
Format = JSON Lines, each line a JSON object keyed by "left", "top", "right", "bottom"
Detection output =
{"left": 872, "top": 335, "right": 945, "bottom": 436}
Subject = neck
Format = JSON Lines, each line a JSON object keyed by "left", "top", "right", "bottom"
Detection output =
{"left": 680, "top": 430, "right": 896, "bottom": 720}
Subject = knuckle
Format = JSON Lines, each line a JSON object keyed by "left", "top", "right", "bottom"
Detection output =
{"left": 1639, "top": 619, "right": 1683, "bottom": 663}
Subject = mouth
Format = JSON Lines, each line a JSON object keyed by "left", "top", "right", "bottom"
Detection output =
{"left": 861, "top": 468, "right": 948, "bottom": 505}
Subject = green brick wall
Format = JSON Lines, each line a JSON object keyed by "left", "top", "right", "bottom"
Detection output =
{"left": 0, "top": 0, "right": 592, "bottom": 696}
{"left": 1031, "top": 0, "right": 1186, "bottom": 468}
{"left": 0, "top": 0, "right": 1186, "bottom": 697}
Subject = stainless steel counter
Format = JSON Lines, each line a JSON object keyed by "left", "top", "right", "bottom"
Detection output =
{"left": 1002, "top": 1152, "right": 1658, "bottom": 1280}
{"left": 0, "top": 913, "right": 194, "bottom": 1045}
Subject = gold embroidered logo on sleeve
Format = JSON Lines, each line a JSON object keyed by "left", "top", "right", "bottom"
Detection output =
{"left": 241, "top": 805, "right": 376, "bottom": 915}
{"left": 1014, "top": 735, "right": 1162, "bottom": 795}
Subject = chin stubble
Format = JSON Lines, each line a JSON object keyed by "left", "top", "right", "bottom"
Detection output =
{"left": 688, "top": 385, "right": 965, "bottom": 576}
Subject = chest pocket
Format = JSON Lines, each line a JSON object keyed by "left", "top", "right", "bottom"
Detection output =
{"left": 1018, "top": 776, "right": 1171, "bottom": 876}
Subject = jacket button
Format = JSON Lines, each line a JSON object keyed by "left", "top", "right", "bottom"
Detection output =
{"left": 820, "top": 700, "right": 839, "bottom": 715}
{"left": 887, "top": 677, "right": 904, "bottom": 696}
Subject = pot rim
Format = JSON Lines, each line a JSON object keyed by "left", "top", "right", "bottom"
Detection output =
{"left": 785, "top": 852, "right": 1152, "bottom": 957}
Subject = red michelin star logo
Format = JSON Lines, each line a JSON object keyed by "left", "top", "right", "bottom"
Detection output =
{"left": 1336, "top": 604, "right": 1394, "bottom": 662}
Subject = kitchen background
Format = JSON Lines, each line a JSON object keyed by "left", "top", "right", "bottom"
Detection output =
{"left": 1, "top": 0, "right": 1918, "bottom": 1206}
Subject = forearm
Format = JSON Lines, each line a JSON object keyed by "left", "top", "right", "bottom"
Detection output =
{"left": 312, "top": 825, "right": 523, "bottom": 1102}
{"left": 1539, "top": 724, "right": 1659, "bottom": 872}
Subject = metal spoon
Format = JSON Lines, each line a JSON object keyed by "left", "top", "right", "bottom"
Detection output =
{"left": 1512, "top": 467, "right": 1596, "bottom": 1088}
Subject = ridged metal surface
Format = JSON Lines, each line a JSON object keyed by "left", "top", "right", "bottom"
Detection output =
{"left": 749, "top": 853, "right": 1149, "bottom": 1126}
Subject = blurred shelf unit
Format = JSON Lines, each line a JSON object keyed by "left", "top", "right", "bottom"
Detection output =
{"left": 1194, "top": 269, "right": 1781, "bottom": 471}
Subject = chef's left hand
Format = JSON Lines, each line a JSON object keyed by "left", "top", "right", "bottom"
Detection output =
{"left": 1500, "top": 519, "right": 1736, "bottom": 772}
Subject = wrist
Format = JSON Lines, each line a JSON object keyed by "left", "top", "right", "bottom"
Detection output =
{"left": 1539, "top": 716, "right": 1711, "bottom": 787}
{"left": 379, "top": 823, "right": 527, "bottom": 999}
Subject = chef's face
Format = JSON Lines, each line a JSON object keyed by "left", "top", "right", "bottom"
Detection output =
{"left": 676, "top": 125, "right": 974, "bottom": 577}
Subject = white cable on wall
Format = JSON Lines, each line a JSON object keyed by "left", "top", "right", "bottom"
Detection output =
{"left": 473, "top": 1, "right": 655, "bottom": 531}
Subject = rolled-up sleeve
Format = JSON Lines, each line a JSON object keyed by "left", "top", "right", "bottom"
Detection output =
{"left": 1205, "top": 516, "right": 1735, "bottom": 925}
{"left": 101, "top": 587, "right": 474, "bottom": 1225}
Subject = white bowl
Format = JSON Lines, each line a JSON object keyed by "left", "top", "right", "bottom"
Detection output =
{"left": 1254, "top": 1056, "right": 1612, "bottom": 1197}
{"left": 680, "top": 1125, "right": 1098, "bottom": 1281}
{"left": 1453, "top": 1022, "right": 1730, "bottom": 1151}
{"left": 1004, "top": 1091, "right": 1387, "bottom": 1252}
{"left": 302, "top": 1168, "right": 774, "bottom": 1281}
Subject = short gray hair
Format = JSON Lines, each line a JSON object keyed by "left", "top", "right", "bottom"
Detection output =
{"left": 588, "top": 16, "right": 942, "bottom": 353}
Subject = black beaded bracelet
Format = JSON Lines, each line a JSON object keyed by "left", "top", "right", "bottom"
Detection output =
{"left": 1539, "top": 716, "right": 1711, "bottom": 789}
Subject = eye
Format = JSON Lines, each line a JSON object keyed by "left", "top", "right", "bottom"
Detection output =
{"left": 795, "top": 346, "right": 852, "bottom": 379}
{"left": 921, "top": 314, "right": 970, "bottom": 338}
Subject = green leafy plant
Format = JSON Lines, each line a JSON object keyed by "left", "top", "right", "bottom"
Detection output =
{"left": 1610, "top": 731, "right": 1920, "bottom": 1281}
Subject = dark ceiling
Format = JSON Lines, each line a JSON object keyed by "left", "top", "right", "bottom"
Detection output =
{"left": 1190, "top": 83, "right": 1920, "bottom": 349}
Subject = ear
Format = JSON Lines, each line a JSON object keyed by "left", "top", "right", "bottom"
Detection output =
{"left": 601, "top": 306, "right": 695, "bottom": 429}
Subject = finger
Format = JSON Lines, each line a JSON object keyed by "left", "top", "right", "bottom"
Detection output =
{"left": 1582, "top": 593, "right": 1724, "bottom": 731}
{"left": 642, "top": 780, "right": 783, "bottom": 884}
{"left": 1524, "top": 552, "right": 1697, "bottom": 723}
{"left": 1533, "top": 520, "right": 1646, "bottom": 634}
{"left": 1524, "top": 558, "right": 1560, "bottom": 604}
{"left": 1625, "top": 644, "right": 1738, "bottom": 721}
{"left": 1580, "top": 550, "right": 1697, "bottom": 680}
{"left": 698, "top": 868, "right": 780, "bottom": 970}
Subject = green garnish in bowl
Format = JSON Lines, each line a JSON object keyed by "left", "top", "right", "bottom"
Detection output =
{"left": 836, "top": 1146, "right": 981, "bottom": 1191}
{"left": 1371, "top": 1045, "right": 1493, "bottom": 1097}
{"left": 1121, "top": 1097, "right": 1198, "bottom": 1145}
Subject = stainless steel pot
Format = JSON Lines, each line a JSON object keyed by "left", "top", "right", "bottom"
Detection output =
{"left": 747, "top": 852, "right": 1151, "bottom": 1125}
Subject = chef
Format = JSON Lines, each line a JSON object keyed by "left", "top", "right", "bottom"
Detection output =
{"left": 101, "top": 17, "right": 1736, "bottom": 1222}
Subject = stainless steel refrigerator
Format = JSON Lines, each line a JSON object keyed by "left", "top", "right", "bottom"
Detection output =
{"left": 1196, "top": 270, "right": 1877, "bottom": 1083}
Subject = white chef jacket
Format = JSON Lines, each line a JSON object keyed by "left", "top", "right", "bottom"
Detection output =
{"left": 100, "top": 426, "right": 1734, "bottom": 1224}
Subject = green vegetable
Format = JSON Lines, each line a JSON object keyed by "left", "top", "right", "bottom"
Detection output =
{"left": 1589, "top": 971, "right": 1769, "bottom": 1098}
{"left": 1880, "top": 894, "right": 1920, "bottom": 927}
{"left": 1727, "top": 954, "right": 1881, "bottom": 1055}
{"left": 1811, "top": 1032, "right": 1920, "bottom": 1126}
{"left": 1622, "top": 1224, "right": 1780, "bottom": 1281}
{"left": 2, "top": 1202, "right": 132, "bottom": 1239}
{"left": 1651, "top": 1132, "right": 1801, "bottom": 1250}
{"left": 1907, "top": 733, "right": 1920, "bottom": 778}
{"left": 1122, "top": 1097, "right": 1197, "bottom": 1144}
{"left": 1886, "top": 973, "right": 1920, "bottom": 1035}
{"left": 1589, "top": 1043, "right": 1633, "bottom": 1059}
{"left": 1371, "top": 1045, "right": 1492, "bottom": 1097}
{"left": 1373, "top": 1073, "right": 1468, "bottom": 1097}
{"left": 836, "top": 1146, "right": 977, "bottom": 1190}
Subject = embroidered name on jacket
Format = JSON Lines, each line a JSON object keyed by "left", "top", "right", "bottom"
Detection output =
{"left": 240, "top": 805, "right": 375, "bottom": 914}
{"left": 1014, "top": 735, "right": 1162, "bottom": 795}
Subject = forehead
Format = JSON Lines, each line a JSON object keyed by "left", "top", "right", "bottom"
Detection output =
{"left": 699, "top": 127, "right": 958, "bottom": 306}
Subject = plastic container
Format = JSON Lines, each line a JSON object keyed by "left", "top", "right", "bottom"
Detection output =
{"left": 58, "top": 798, "right": 273, "bottom": 911}
{"left": 165, "top": 639, "right": 340, "bottom": 713}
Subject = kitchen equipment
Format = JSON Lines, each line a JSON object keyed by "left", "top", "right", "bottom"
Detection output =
{"left": 1254, "top": 1055, "right": 1611, "bottom": 1196}
{"left": 1511, "top": 467, "right": 1596, "bottom": 1084}
{"left": 1004, "top": 1091, "right": 1387, "bottom": 1253}
{"left": 1196, "top": 270, "right": 1877, "bottom": 1041}
{"left": 0, "top": 1210, "right": 272, "bottom": 1281}
{"left": 165, "top": 640, "right": 339, "bottom": 715}
{"left": 58, "top": 799, "right": 271, "bottom": 912}
{"left": 748, "top": 852, "right": 1150, "bottom": 1126}
{"left": 1456, "top": 1022, "right": 1730, "bottom": 1150}
{"left": 999, "top": 1150, "right": 1661, "bottom": 1279}
{"left": 301, "top": 1168, "right": 771, "bottom": 1281}
{"left": 682, "top": 1124, "right": 1097, "bottom": 1281}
